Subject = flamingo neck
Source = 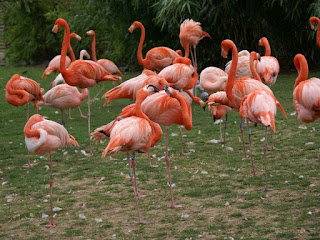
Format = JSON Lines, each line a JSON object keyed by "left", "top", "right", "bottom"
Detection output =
{"left": 135, "top": 89, "right": 150, "bottom": 121}
{"left": 260, "top": 38, "right": 271, "bottom": 56}
{"left": 172, "top": 91, "right": 192, "bottom": 130}
{"left": 250, "top": 53, "right": 262, "bottom": 82}
{"left": 80, "top": 88, "right": 89, "bottom": 101}
{"left": 294, "top": 54, "right": 309, "bottom": 89}
{"left": 224, "top": 42, "right": 238, "bottom": 108}
{"left": 91, "top": 32, "right": 97, "bottom": 62}
{"left": 184, "top": 46, "right": 190, "bottom": 58}
{"left": 24, "top": 115, "right": 42, "bottom": 138}
{"left": 60, "top": 21, "right": 70, "bottom": 75}
{"left": 310, "top": 17, "right": 320, "bottom": 48}
{"left": 6, "top": 75, "right": 29, "bottom": 104}
{"left": 136, "top": 22, "right": 146, "bottom": 66}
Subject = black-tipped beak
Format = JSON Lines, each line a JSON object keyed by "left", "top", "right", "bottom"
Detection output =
{"left": 163, "top": 85, "right": 170, "bottom": 96}
{"left": 147, "top": 84, "right": 159, "bottom": 92}
{"left": 99, "top": 130, "right": 109, "bottom": 137}
{"left": 203, "top": 105, "right": 206, "bottom": 111}
{"left": 213, "top": 115, "right": 216, "bottom": 122}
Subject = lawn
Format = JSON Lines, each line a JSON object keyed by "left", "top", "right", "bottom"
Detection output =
{"left": 0, "top": 65, "right": 319, "bottom": 239}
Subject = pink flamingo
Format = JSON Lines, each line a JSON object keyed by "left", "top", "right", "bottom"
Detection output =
{"left": 129, "top": 21, "right": 180, "bottom": 72}
{"left": 102, "top": 85, "right": 162, "bottom": 224}
{"left": 239, "top": 88, "right": 278, "bottom": 191}
{"left": 179, "top": 19, "right": 211, "bottom": 70}
{"left": 6, "top": 74, "right": 45, "bottom": 168}
{"left": 24, "top": 114, "right": 79, "bottom": 227}
{"left": 42, "top": 32, "right": 81, "bottom": 81}
{"left": 52, "top": 18, "right": 121, "bottom": 156}
{"left": 310, "top": 17, "right": 320, "bottom": 48}
{"left": 199, "top": 66, "right": 227, "bottom": 95}
{"left": 86, "top": 29, "right": 123, "bottom": 99}
{"left": 293, "top": 53, "right": 320, "bottom": 123}
{"left": 102, "top": 70, "right": 168, "bottom": 105}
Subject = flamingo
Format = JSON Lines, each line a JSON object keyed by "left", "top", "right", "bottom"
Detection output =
{"left": 129, "top": 21, "right": 180, "bottom": 72}
{"left": 199, "top": 66, "right": 227, "bottom": 95}
{"left": 102, "top": 85, "right": 162, "bottom": 224}
{"left": 225, "top": 37, "right": 280, "bottom": 86}
{"left": 86, "top": 29, "right": 123, "bottom": 99}
{"left": 102, "top": 70, "right": 168, "bottom": 105}
{"left": 24, "top": 114, "right": 79, "bottom": 227}
{"left": 293, "top": 53, "right": 320, "bottom": 123}
{"left": 158, "top": 56, "right": 201, "bottom": 155}
{"left": 239, "top": 89, "right": 278, "bottom": 191}
{"left": 310, "top": 16, "right": 320, "bottom": 48}
{"left": 221, "top": 40, "right": 287, "bottom": 173}
{"left": 42, "top": 32, "right": 81, "bottom": 81}
{"left": 52, "top": 18, "right": 121, "bottom": 156}
{"left": 41, "top": 84, "right": 88, "bottom": 126}
{"left": 179, "top": 19, "right": 211, "bottom": 70}
{"left": 5, "top": 74, "right": 45, "bottom": 168}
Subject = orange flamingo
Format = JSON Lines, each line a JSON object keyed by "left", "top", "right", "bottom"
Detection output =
{"left": 293, "top": 53, "right": 320, "bottom": 123}
{"left": 310, "top": 16, "right": 320, "bottom": 48}
{"left": 129, "top": 21, "right": 180, "bottom": 72}
{"left": 102, "top": 85, "right": 162, "bottom": 224}
{"left": 42, "top": 32, "right": 81, "bottom": 81}
{"left": 102, "top": 70, "right": 168, "bottom": 105}
{"left": 86, "top": 29, "right": 123, "bottom": 99}
{"left": 179, "top": 19, "right": 211, "bottom": 70}
{"left": 222, "top": 40, "right": 287, "bottom": 171}
{"left": 52, "top": 18, "right": 120, "bottom": 156}
{"left": 24, "top": 114, "right": 79, "bottom": 227}
{"left": 239, "top": 88, "right": 278, "bottom": 191}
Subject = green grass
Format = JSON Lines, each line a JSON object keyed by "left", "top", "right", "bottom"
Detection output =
{"left": 0, "top": 66, "right": 320, "bottom": 239}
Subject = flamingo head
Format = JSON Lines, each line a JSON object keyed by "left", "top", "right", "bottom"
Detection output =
{"left": 309, "top": 17, "right": 319, "bottom": 30}
{"left": 52, "top": 18, "right": 68, "bottom": 34}
{"left": 128, "top": 21, "right": 141, "bottom": 33}
{"left": 70, "top": 32, "right": 82, "bottom": 42}
{"left": 221, "top": 39, "right": 235, "bottom": 59}
{"left": 86, "top": 30, "right": 95, "bottom": 36}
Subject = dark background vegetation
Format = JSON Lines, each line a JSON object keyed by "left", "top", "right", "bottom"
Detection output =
{"left": 1, "top": 0, "right": 320, "bottom": 72}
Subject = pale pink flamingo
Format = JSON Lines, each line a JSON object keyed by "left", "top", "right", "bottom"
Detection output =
{"left": 179, "top": 19, "right": 211, "bottom": 70}
{"left": 42, "top": 32, "right": 81, "bottom": 81}
{"left": 293, "top": 53, "right": 320, "bottom": 123}
{"left": 24, "top": 114, "right": 79, "bottom": 227}
{"left": 199, "top": 66, "right": 227, "bottom": 95}
{"left": 86, "top": 29, "right": 123, "bottom": 99}
{"left": 52, "top": 18, "right": 121, "bottom": 156}
{"left": 239, "top": 88, "right": 278, "bottom": 191}
{"left": 129, "top": 21, "right": 180, "bottom": 71}
{"left": 6, "top": 74, "right": 45, "bottom": 168}
{"left": 221, "top": 40, "right": 287, "bottom": 173}
{"left": 310, "top": 17, "right": 320, "bottom": 48}
{"left": 102, "top": 70, "right": 168, "bottom": 105}
{"left": 158, "top": 56, "right": 201, "bottom": 155}
{"left": 102, "top": 85, "right": 162, "bottom": 224}
{"left": 119, "top": 86, "right": 192, "bottom": 208}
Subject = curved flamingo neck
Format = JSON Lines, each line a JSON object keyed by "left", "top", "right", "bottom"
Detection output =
{"left": 259, "top": 37, "right": 271, "bottom": 56}
{"left": 222, "top": 40, "right": 238, "bottom": 108}
{"left": 135, "top": 22, "right": 146, "bottom": 66}
{"left": 68, "top": 33, "right": 78, "bottom": 61}
{"left": 90, "top": 31, "right": 97, "bottom": 62}
{"left": 24, "top": 114, "right": 43, "bottom": 138}
{"left": 310, "top": 17, "right": 320, "bottom": 48}
{"left": 59, "top": 20, "right": 70, "bottom": 75}
{"left": 294, "top": 54, "right": 309, "bottom": 89}
{"left": 80, "top": 88, "right": 89, "bottom": 101}
{"left": 6, "top": 75, "right": 29, "bottom": 104}
{"left": 183, "top": 45, "right": 190, "bottom": 58}
{"left": 135, "top": 89, "right": 150, "bottom": 121}
{"left": 250, "top": 52, "right": 262, "bottom": 82}
{"left": 171, "top": 91, "right": 192, "bottom": 129}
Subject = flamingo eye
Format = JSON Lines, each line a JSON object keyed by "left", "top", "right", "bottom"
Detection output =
{"left": 272, "top": 72, "right": 276, "bottom": 77}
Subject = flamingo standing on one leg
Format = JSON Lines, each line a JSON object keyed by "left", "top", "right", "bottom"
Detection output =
{"left": 52, "top": 18, "right": 121, "bottom": 156}
{"left": 24, "top": 114, "right": 79, "bottom": 227}
{"left": 310, "top": 17, "right": 320, "bottom": 48}
{"left": 86, "top": 29, "right": 123, "bottom": 99}
{"left": 129, "top": 21, "right": 180, "bottom": 72}
{"left": 5, "top": 74, "right": 45, "bottom": 168}
{"left": 42, "top": 32, "right": 82, "bottom": 82}
{"left": 102, "top": 85, "right": 162, "bottom": 224}
{"left": 179, "top": 19, "right": 211, "bottom": 70}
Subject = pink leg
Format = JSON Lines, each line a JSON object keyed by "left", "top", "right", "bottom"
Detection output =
{"left": 240, "top": 118, "right": 247, "bottom": 160}
{"left": 165, "top": 127, "right": 182, "bottom": 209}
{"left": 86, "top": 91, "right": 93, "bottom": 156}
{"left": 90, "top": 82, "right": 105, "bottom": 103}
{"left": 179, "top": 125, "right": 190, "bottom": 156}
{"left": 246, "top": 121, "right": 256, "bottom": 176}
{"left": 61, "top": 109, "right": 65, "bottom": 127}
{"left": 223, "top": 114, "right": 228, "bottom": 151}
{"left": 68, "top": 108, "right": 74, "bottom": 120}
{"left": 128, "top": 153, "right": 146, "bottom": 198}
{"left": 270, "top": 127, "right": 274, "bottom": 151}
{"left": 264, "top": 126, "right": 271, "bottom": 191}
{"left": 45, "top": 153, "right": 55, "bottom": 227}
{"left": 78, "top": 106, "right": 87, "bottom": 118}
{"left": 131, "top": 153, "right": 146, "bottom": 224}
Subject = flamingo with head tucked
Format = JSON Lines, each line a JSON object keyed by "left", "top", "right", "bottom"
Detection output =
{"left": 52, "top": 18, "right": 121, "bottom": 156}
{"left": 24, "top": 114, "right": 79, "bottom": 227}
{"left": 129, "top": 21, "right": 180, "bottom": 72}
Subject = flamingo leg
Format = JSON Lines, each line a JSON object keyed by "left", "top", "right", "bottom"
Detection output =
{"left": 131, "top": 153, "right": 146, "bottom": 224}
{"left": 264, "top": 126, "right": 271, "bottom": 191}
{"left": 78, "top": 106, "right": 87, "bottom": 118}
{"left": 60, "top": 109, "right": 65, "bottom": 127}
{"left": 91, "top": 82, "right": 105, "bottom": 102}
{"left": 129, "top": 153, "right": 146, "bottom": 198}
{"left": 165, "top": 127, "right": 182, "bottom": 209}
{"left": 270, "top": 127, "right": 274, "bottom": 151}
{"left": 179, "top": 125, "right": 190, "bottom": 156}
{"left": 240, "top": 118, "right": 247, "bottom": 160}
{"left": 246, "top": 121, "right": 256, "bottom": 177}
{"left": 219, "top": 120, "right": 223, "bottom": 142}
{"left": 45, "top": 152, "right": 56, "bottom": 227}
{"left": 26, "top": 102, "right": 29, "bottom": 121}
{"left": 193, "top": 46, "right": 198, "bottom": 71}
{"left": 223, "top": 114, "right": 228, "bottom": 151}
{"left": 86, "top": 91, "right": 93, "bottom": 156}
{"left": 68, "top": 108, "right": 74, "bottom": 120}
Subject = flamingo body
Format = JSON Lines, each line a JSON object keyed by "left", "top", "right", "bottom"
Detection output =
{"left": 199, "top": 67, "right": 228, "bottom": 95}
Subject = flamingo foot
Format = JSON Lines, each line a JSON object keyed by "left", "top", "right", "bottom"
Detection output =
{"left": 169, "top": 204, "right": 183, "bottom": 209}
{"left": 148, "top": 164, "right": 159, "bottom": 168}
{"left": 180, "top": 151, "right": 190, "bottom": 156}
{"left": 45, "top": 223, "right": 56, "bottom": 228}
{"left": 135, "top": 220, "right": 147, "bottom": 225}
{"left": 218, "top": 138, "right": 223, "bottom": 143}
{"left": 68, "top": 116, "right": 74, "bottom": 120}
{"left": 135, "top": 193, "right": 147, "bottom": 198}
{"left": 264, "top": 188, "right": 272, "bottom": 192}
{"left": 23, "top": 162, "right": 38, "bottom": 168}
{"left": 84, "top": 152, "right": 93, "bottom": 157}
{"left": 80, "top": 115, "right": 87, "bottom": 119}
